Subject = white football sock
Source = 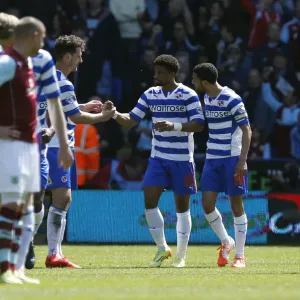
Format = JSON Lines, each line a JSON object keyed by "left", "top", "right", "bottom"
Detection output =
{"left": 234, "top": 214, "right": 248, "bottom": 258}
{"left": 34, "top": 204, "right": 44, "bottom": 236}
{"left": 16, "top": 205, "right": 34, "bottom": 270}
{"left": 145, "top": 207, "right": 168, "bottom": 251}
{"left": 47, "top": 206, "right": 67, "bottom": 256}
{"left": 176, "top": 210, "right": 192, "bottom": 259}
{"left": 205, "top": 208, "right": 230, "bottom": 244}
{"left": 58, "top": 216, "right": 66, "bottom": 257}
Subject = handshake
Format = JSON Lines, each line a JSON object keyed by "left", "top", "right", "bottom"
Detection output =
{"left": 82, "top": 98, "right": 116, "bottom": 121}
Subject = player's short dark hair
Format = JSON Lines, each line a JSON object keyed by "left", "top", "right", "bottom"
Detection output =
{"left": 154, "top": 54, "right": 180, "bottom": 74}
{"left": 14, "top": 16, "right": 44, "bottom": 39}
{"left": 55, "top": 35, "right": 85, "bottom": 61}
{"left": 193, "top": 63, "right": 218, "bottom": 84}
{"left": 0, "top": 13, "right": 19, "bottom": 39}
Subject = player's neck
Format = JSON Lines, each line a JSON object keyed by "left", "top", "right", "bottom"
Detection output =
{"left": 12, "top": 44, "right": 31, "bottom": 59}
{"left": 56, "top": 62, "right": 71, "bottom": 77}
{"left": 161, "top": 82, "right": 179, "bottom": 91}
{"left": 206, "top": 83, "right": 223, "bottom": 98}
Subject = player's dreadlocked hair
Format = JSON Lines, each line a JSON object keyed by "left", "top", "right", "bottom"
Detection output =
{"left": 193, "top": 63, "right": 218, "bottom": 84}
{"left": 0, "top": 13, "right": 19, "bottom": 39}
{"left": 55, "top": 35, "right": 85, "bottom": 61}
{"left": 154, "top": 54, "right": 180, "bottom": 74}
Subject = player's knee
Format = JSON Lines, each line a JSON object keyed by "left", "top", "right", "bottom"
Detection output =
{"left": 202, "top": 198, "right": 215, "bottom": 214}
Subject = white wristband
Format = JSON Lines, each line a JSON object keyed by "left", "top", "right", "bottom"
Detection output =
{"left": 112, "top": 112, "right": 119, "bottom": 119}
{"left": 173, "top": 123, "right": 182, "bottom": 131}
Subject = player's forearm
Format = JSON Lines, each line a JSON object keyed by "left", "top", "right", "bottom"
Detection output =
{"left": 71, "top": 111, "right": 112, "bottom": 124}
{"left": 181, "top": 121, "right": 204, "bottom": 132}
{"left": 240, "top": 124, "right": 252, "bottom": 161}
{"left": 113, "top": 113, "right": 138, "bottom": 129}
{"left": 47, "top": 99, "right": 69, "bottom": 147}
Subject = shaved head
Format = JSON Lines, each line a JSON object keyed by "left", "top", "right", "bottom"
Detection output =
{"left": 14, "top": 16, "right": 45, "bottom": 39}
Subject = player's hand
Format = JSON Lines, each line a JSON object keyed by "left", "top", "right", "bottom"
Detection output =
{"left": 102, "top": 107, "right": 116, "bottom": 120}
{"left": 0, "top": 126, "right": 20, "bottom": 139}
{"left": 154, "top": 121, "right": 174, "bottom": 132}
{"left": 58, "top": 145, "right": 74, "bottom": 170}
{"left": 82, "top": 99, "right": 103, "bottom": 113}
{"left": 102, "top": 101, "right": 114, "bottom": 111}
{"left": 234, "top": 159, "right": 247, "bottom": 185}
{"left": 41, "top": 128, "right": 55, "bottom": 144}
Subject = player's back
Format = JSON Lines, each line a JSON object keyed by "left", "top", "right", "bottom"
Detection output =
{"left": 32, "top": 49, "right": 60, "bottom": 129}
{"left": 204, "top": 86, "right": 249, "bottom": 159}
{"left": 130, "top": 83, "right": 204, "bottom": 162}
{"left": 48, "top": 70, "right": 80, "bottom": 148}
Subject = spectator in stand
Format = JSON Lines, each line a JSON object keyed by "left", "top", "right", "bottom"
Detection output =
{"left": 139, "top": 46, "right": 156, "bottom": 95}
{"left": 290, "top": 113, "right": 300, "bottom": 159}
{"left": 243, "top": 69, "right": 263, "bottom": 123}
{"left": 77, "top": 1, "right": 122, "bottom": 102}
{"left": 262, "top": 69, "right": 300, "bottom": 157}
{"left": 163, "top": 20, "right": 200, "bottom": 62}
{"left": 175, "top": 51, "right": 192, "bottom": 87}
{"left": 218, "top": 44, "right": 247, "bottom": 94}
{"left": 156, "top": 0, "right": 195, "bottom": 42}
{"left": 216, "top": 22, "right": 244, "bottom": 69}
{"left": 248, "top": 126, "right": 271, "bottom": 159}
{"left": 280, "top": 0, "right": 300, "bottom": 44}
{"left": 110, "top": 0, "right": 146, "bottom": 106}
{"left": 253, "top": 21, "right": 289, "bottom": 71}
{"left": 89, "top": 155, "right": 146, "bottom": 190}
{"left": 273, "top": 0, "right": 294, "bottom": 22}
{"left": 240, "top": 0, "right": 281, "bottom": 49}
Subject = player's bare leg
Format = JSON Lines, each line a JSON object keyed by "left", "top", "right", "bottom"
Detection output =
{"left": 229, "top": 195, "right": 247, "bottom": 268}
{"left": 14, "top": 193, "right": 39, "bottom": 284}
{"left": 0, "top": 196, "right": 23, "bottom": 284}
{"left": 172, "top": 194, "right": 191, "bottom": 268}
{"left": 46, "top": 187, "right": 80, "bottom": 268}
{"left": 144, "top": 186, "right": 171, "bottom": 267}
{"left": 202, "top": 191, "right": 235, "bottom": 267}
{"left": 25, "top": 190, "right": 45, "bottom": 270}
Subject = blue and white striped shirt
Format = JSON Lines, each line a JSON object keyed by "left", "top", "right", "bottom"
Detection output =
{"left": 48, "top": 70, "right": 80, "bottom": 149}
{"left": 129, "top": 84, "right": 204, "bottom": 162}
{"left": 32, "top": 49, "right": 61, "bottom": 129}
{"left": 204, "top": 86, "right": 249, "bottom": 159}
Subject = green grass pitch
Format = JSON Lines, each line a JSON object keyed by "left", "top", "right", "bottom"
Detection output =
{"left": 1, "top": 245, "right": 300, "bottom": 300}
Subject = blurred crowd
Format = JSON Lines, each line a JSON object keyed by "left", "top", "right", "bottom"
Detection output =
{"left": 2, "top": 0, "right": 300, "bottom": 188}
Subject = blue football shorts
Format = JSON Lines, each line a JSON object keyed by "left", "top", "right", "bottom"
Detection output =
{"left": 46, "top": 147, "right": 78, "bottom": 190}
{"left": 201, "top": 156, "right": 248, "bottom": 196}
{"left": 143, "top": 157, "right": 197, "bottom": 195}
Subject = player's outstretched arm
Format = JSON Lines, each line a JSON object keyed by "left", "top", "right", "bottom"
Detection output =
{"left": 154, "top": 120, "right": 204, "bottom": 132}
{"left": 69, "top": 108, "right": 116, "bottom": 124}
{"left": 113, "top": 112, "right": 138, "bottom": 129}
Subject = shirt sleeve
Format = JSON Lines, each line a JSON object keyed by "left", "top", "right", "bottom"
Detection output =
{"left": 39, "top": 51, "right": 61, "bottom": 99}
{"left": 60, "top": 83, "right": 80, "bottom": 117}
{"left": 186, "top": 92, "right": 205, "bottom": 125}
{"left": 0, "top": 55, "right": 16, "bottom": 86}
{"left": 228, "top": 97, "right": 249, "bottom": 126}
{"left": 129, "top": 93, "right": 149, "bottom": 122}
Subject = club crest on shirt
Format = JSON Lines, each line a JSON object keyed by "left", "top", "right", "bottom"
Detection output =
{"left": 175, "top": 93, "right": 183, "bottom": 99}
{"left": 217, "top": 100, "right": 224, "bottom": 107}
{"left": 61, "top": 176, "right": 68, "bottom": 183}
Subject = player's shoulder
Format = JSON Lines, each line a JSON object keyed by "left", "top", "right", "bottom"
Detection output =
{"left": 221, "top": 87, "right": 242, "bottom": 102}
{"left": 178, "top": 84, "right": 198, "bottom": 98}
{"left": 56, "top": 70, "right": 73, "bottom": 86}
{"left": 32, "top": 49, "right": 53, "bottom": 65}
{"left": 141, "top": 86, "right": 162, "bottom": 100}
